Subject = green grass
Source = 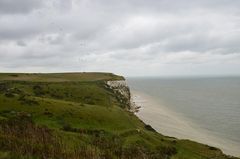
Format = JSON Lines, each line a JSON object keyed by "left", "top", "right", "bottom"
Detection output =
{"left": 0, "top": 72, "right": 124, "bottom": 82}
{"left": 0, "top": 72, "right": 238, "bottom": 159}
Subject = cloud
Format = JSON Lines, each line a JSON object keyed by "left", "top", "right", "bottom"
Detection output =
{"left": 0, "top": 0, "right": 240, "bottom": 76}
{"left": 0, "top": 0, "right": 44, "bottom": 14}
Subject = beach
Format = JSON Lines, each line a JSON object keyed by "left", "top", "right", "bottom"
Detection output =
{"left": 132, "top": 90, "right": 240, "bottom": 157}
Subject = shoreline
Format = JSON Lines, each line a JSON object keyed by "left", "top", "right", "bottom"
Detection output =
{"left": 131, "top": 89, "right": 240, "bottom": 157}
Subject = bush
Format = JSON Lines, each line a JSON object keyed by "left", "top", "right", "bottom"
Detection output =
{"left": 4, "top": 92, "right": 15, "bottom": 98}
{"left": 154, "top": 145, "right": 177, "bottom": 158}
{"left": 62, "top": 123, "right": 72, "bottom": 131}
{"left": 145, "top": 124, "right": 156, "bottom": 132}
{"left": 208, "top": 146, "right": 218, "bottom": 150}
{"left": 18, "top": 95, "right": 39, "bottom": 105}
{"left": 0, "top": 83, "right": 8, "bottom": 92}
{"left": 9, "top": 74, "right": 18, "bottom": 77}
{"left": 33, "top": 85, "right": 45, "bottom": 96}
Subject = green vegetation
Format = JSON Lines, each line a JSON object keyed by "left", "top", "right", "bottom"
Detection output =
{"left": 0, "top": 73, "right": 238, "bottom": 159}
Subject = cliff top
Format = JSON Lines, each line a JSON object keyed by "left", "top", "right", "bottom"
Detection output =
{"left": 0, "top": 72, "right": 124, "bottom": 82}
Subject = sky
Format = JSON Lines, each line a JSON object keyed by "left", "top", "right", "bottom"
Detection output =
{"left": 0, "top": 0, "right": 240, "bottom": 77}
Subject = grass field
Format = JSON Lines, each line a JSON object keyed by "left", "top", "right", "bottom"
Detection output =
{"left": 0, "top": 73, "right": 238, "bottom": 159}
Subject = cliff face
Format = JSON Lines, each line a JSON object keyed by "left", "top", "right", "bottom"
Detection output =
{"left": 105, "top": 80, "right": 135, "bottom": 111}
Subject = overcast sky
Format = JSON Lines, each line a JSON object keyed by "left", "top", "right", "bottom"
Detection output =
{"left": 0, "top": 0, "right": 240, "bottom": 76}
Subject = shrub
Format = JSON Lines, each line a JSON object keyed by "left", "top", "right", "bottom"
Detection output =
{"left": 154, "top": 145, "right": 177, "bottom": 159}
{"left": 18, "top": 95, "right": 39, "bottom": 105}
{"left": 0, "top": 83, "right": 8, "bottom": 92}
{"left": 33, "top": 85, "right": 45, "bottom": 96}
{"left": 9, "top": 74, "right": 18, "bottom": 77}
{"left": 208, "top": 146, "right": 218, "bottom": 150}
{"left": 4, "top": 92, "right": 15, "bottom": 98}
{"left": 62, "top": 123, "right": 72, "bottom": 131}
{"left": 145, "top": 124, "right": 156, "bottom": 132}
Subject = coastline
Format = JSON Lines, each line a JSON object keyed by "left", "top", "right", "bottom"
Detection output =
{"left": 131, "top": 89, "right": 240, "bottom": 157}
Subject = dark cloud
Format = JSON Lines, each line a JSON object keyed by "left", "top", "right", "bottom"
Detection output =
{"left": 16, "top": 41, "right": 27, "bottom": 47}
{"left": 0, "top": 0, "right": 44, "bottom": 14}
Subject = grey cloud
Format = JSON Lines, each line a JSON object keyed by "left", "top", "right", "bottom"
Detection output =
{"left": 0, "top": 0, "right": 44, "bottom": 14}
{"left": 161, "top": 32, "right": 240, "bottom": 54}
{"left": 16, "top": 41, "right": 27, "bottom": 47}
{"left": 0, "top": 0, "right": 240, "bottom": 76}
{"left": 0, "top": 25, "right": 39, "bottom": 41}
{"left": 89, "top": 0, "right": 240, "bottom": 14}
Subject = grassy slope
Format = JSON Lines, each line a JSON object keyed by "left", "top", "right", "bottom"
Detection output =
{"left": 0, "top": 73, "right": 237, "bottom": 159}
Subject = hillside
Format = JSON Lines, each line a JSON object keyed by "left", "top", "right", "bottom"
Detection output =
{"left": 0, "top": 73, "right": 238, "bottom": 159}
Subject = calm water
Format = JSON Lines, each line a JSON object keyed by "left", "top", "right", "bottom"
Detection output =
{"left": 127, "top": 77, "right": 240, "bottom": 156}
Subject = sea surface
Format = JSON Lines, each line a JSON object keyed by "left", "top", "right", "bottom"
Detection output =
{"left": 127, "top": 77, "right": 240, "bottom": 157}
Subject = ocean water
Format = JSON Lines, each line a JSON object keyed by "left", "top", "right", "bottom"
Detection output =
{"left": 127, "top": 77, "right": 240, "bottom": 156}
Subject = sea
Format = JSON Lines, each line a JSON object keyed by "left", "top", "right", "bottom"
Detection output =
{"left": 127, "top": 77, "right": 240, "bottom": 157}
